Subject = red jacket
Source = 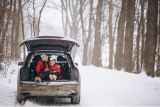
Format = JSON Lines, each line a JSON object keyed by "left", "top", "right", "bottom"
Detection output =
{"left": 36, "top": 60, "right": 49, "bottom": 74}
{"left": 49, "top": 64, "right": 61, "bottom": 73}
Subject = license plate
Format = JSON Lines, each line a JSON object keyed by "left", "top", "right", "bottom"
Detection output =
{"left": 23, "top": 86, "right": 61, "bottom": 91}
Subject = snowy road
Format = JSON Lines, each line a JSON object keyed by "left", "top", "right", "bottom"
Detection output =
{"left": 0, "top": 65, "right": 160, "bottom": 106}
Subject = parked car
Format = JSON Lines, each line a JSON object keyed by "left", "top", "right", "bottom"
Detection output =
{"left": 17, "top": 36, "right": 80, "bottom": 104}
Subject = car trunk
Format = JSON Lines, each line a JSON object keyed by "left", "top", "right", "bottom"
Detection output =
{"left": 20, "top": 36, "right": 79, "bottom": 82}
{"left": 20, "top": 52, "right": 79, "bottom": 84}
{"left": 20, "top": 54, "right": 72, "bottom": 82}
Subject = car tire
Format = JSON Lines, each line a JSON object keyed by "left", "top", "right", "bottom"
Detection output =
{"left": 71, "top": 96, "right": 80, "bottom": 104}
{"left": 17, "top": 94, "right": 26, "bottom": 104}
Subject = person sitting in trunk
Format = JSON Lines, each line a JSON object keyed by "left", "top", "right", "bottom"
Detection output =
{"left": 49, "top": 59, "right": 61, "bottom": 81}
{"left": 35, "top": 53, "right": 50, "bottom": 81}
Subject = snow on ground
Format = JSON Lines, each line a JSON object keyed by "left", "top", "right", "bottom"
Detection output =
{"left": 0, "top": 62, "right": 18, "bottom": 106}
{"left": 80, "top": 66, "right": 160, "bottom": 106}
{"left": 0, "top": 64, "right": 160, "bottom": 106}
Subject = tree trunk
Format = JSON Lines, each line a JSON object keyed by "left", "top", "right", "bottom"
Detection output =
{"left": 112, "top": 13, "right": 119, "bottom": 65}
{"left": 80, "top": 0, "right": 87, "bottom": 65}
{"left": 156, "top": 0, "right": 160, "bottom": 76}
{"left": 37, "top": 0, "right": 47, "bottom": 36}
{"left": 139, "top": 0, "right": 145, "bottom": 72}
{"left": 61, "top": 0, "right": 66, "bottom": 36}
{"left": 61, "top": 0, "right": 70, "bottom": 36}
{"left": 140, "top": 0, "right": 145, "bottom": 73}
{"left": 123, "top": 0, "right": 135, "bottom": 72}
{"left": 32, "top": 0, "right": 36, "bottom": 36}
{"left": 136, "top": 26, "right": 140, "bottom": 73}
{"left": 10, "top": 0, "right": 17, "bottom": 60}
{"left": 82, "top": 42, "right": 89, "bottom": 65}
{"left": 0, "top": 0, "right": 6, "bottom": 64}
{"left": 0, "top": 0, "right": 6, "bottom": 70}
{"left": 14, "top": 0, "right": 21, "bottom": 60}
{"left": 0, "top": 0, "right": 6, "bottom": 36}
{"left": 108, "top": 0, "right": 113, "bottom": 69}
{"left": 86, "top": 0, "right": 93, "bottom": 65}
{"left": 156, "top": 29, "right": 160, "bottom": 76}
{"left": 114, "top": 0, "right": 127, "bottom": 70}
{"left": 144, "top": 0, "right": 158, "bottom": 76}
{"left": 21, "top": 4, "right": 26, "bottom": 60}
{"left": 68, "top": 0, "right": 79, "bottom": 60}
{"left": 136, "top": 0, "right": 144, "bottom": 73}
{"left": 2, "top": 0, "right": 13, "bottom": 61}
{"left": 91, "top": 0, "right": 103, "bottom": 67}
{"left": 2, "top": 0, "right": 13, "bottom": 38}
{"left": 26, "top": 7, "right": 33, "bottom": 37}
{"left": 80, "top": 0, "right": 85, "bottom": 43}
{"left": 60, "top": 0, "right": 80, "bottom": 60}
{"left": 81, "top": 0, "right": 93, "bottom": 65}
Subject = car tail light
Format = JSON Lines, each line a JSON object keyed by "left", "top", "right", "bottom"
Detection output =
{"left": 20, "top": 84, "right": 33, "bottom": 87}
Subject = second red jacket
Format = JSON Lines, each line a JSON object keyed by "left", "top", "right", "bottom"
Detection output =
{"left": 49, "top": 64, "right": 61, "bottom": 73}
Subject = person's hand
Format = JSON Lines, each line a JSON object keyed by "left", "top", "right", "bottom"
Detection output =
{"left": 44, "top": 68, "right": 49, "bottom": 72}
{"left": 49, "top": 70, "right": 54, "bottom": 74}
{"left": 51, "top": 70, "right": 54, "bottom": 74}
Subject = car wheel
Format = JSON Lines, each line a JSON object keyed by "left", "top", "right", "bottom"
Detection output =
{"left": 17, "top": 94, "right": 26, "bottom": 104}
{"left": 71, "top": 96, "right": 80, "bottom": 104}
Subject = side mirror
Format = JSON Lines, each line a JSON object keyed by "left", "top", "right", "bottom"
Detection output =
{"left": 18, "top": 62, "right": 24, "bottom": 66}
{"left": 75, "top": 62, "right": 78, "bottom": 66}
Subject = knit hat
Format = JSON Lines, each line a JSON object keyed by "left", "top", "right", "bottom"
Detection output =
{"left": 41, "top": 53, "right": 48, "bottom": 62}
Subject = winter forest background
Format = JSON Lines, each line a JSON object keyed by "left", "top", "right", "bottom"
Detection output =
{"left": 0, "top": 0, "right": 160, "bottom": 77}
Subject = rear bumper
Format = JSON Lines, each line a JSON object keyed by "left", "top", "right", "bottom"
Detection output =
{"left": 20, "top": 90, "right": 79, "bottom": 97}
{"left": 18, "top": 81, "right": 80, "bottom": 97}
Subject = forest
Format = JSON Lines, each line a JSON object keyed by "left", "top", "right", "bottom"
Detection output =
{"left": 0, "top": 0, "right": 160, "bottom": 77}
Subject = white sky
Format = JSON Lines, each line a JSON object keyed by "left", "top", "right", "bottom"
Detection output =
{"left": 39, "top": 0, "right": 64, "bottom": 36}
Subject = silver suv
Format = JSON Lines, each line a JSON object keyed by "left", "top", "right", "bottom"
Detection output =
{"left": 17, "top": 36, "right": 80, "bottom": 104}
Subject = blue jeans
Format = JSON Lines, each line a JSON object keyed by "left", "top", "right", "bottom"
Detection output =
{"left": 39, "top": 71, "right": 50, "bottom": 80}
